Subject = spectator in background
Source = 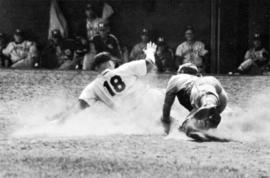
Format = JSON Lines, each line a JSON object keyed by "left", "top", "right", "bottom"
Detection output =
{"left": 73, "top": 35, "right": 89, "bottom": 69}
{"left": 77, "top": 3, "right": 114, "bottom": 42}
{"left": 175, "top": 26, "right": 208, "bottom": 72}
{"left": 129, "top": 28, "right": 150, "bottom": 61}
{"left": 41, "top": 29, "right": 76, "bottom": 69}
{"left": 0, "top": 33, "right": 7, "bottom": 67}
{"left": 41, "top": 29, "right": 63, "bottom": 68}
{"left": 235, "top": 34, "right": 269, "bottom": 75}
{"left": 82, "top": 42, "right": 96, "bottom": 70}
{"left": 58, "top": 39, "right": 76, "bottom": 70}
{"left": 93, "top": 21, "right": 122, "bottom": 66}
{"left": 155, "top": 37, "right": 175, "bottom": 72}
{"left": 84, "top": 4, "right": 102, "bottom": 41}
{"left": 2, "top": 29, "right": 38, "bottom": 69}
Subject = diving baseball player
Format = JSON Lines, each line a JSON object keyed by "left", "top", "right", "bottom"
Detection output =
{"left": 161, "top": 63, "right": 228, "bottom": 141}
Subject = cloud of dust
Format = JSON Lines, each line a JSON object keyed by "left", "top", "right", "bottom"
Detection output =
{"left": 11, "top": 86, "right": 169, "bottom": 138}
{"left": 11, "top": 82, "right": 270, "bottom": 142}
{"left": 164, "top": 90, "right": 270, "bottom": 142}
{"left": 216, "top": 91, "right": 270, "bottom": 142}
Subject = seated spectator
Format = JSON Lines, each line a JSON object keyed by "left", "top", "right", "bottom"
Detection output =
{"left": 0, "top": 33, "right": 7, "bottom": 67}
{"left": 175, "top": 26, "right": 208, "bottom": 72}
{"left": 41, "top": 29, "right": 76, "bottom": 69}
{"left": 82, "top": 42, "right": 96, "bottom": 70}
{"left": 92, "top": 21, "right": 122, "bottom": 66}
{"left": 73, "top": 35, "right": 89, "bottom": 69}
{"left": 58, "top": 39, "right": 76, "bottom": 70}
{"left": 3, "top": 29, "right": 38, "bottom": 69}
{"left": 155, "top": 37, "right": 175, "bottom": 72}
{"left": 41, "top": 29, "right": 63, "bottom": 68}
{"left": 129, "top": 28, "right": 150, "bottom": 61}
{"left": 236, "top": 34, "right": 269, "bottom": 75}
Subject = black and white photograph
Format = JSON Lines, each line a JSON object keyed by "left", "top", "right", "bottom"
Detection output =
{"left": 0, "top": 0, "right": 270, "bottom": 177}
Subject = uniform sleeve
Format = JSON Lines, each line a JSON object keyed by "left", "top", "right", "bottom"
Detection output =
{"left": 218, "top": 89, "right": 228, "bottom": 113}
{"left": 197, "top": 42, "right": 208, "bottom": 56}
{"left": 166, "top": 76, "right": 177, "bottom": 92}
{"left": 28, "top": 42, "right": 38, "bottom": 58}
{"left": 79, "top": 82, "right": 98, "bottom": 106}
{"left": 2, "top": 43, "right": 14, "bottom": 56}
{"left": 166, "top": 75, "right": 185, "bottom": 93}
{"left": 175, "top": 44, "right": 183, "bottom": 57}
{"left": 116, "top": 60, "right": 147, "bottom": 77}
{"left": 244, "top": 50, "right": 251, "bottom": 60}
{"left": 110, "top": 34, "right": 122, "bottom": 59}
{"left": 129, "top": 45, "right": 138, "bottom": 60}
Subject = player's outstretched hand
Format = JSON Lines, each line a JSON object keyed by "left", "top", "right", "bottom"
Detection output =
{"left": 161, "top": 116, "right": 173, "bottom": 135}
{"left": 144, "top": 42, "right": 157, "bottom": 64}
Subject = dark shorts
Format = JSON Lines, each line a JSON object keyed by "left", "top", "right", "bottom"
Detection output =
{"left": 176, "top": 89, "right": 193, "bottom": 111}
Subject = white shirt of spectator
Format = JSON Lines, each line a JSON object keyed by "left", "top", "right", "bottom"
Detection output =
{"left": 86, "top": 18, "right": 102, "bottom": 41}
{"left": 175, "top": 41, "right": 208, "bottom": 67}
{"left": 79, "top": 60, "right": 147, "bottom": 110}
{"left": 3, "top": 41, "right": 38, "bottom": 63}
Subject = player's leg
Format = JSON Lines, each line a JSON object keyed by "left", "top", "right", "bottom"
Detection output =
{"left": 179, "top": 92, "right": 222, "bottom": 141}
{"left": 237, "top": 59, "right": 253, "bottom": 73}
{"left": 11, "top": 60, "right": 26, "bottom": 68}
{"left": 180, "top": 107, "right": 221, "bottom": 131}
{"left": 48, "top": 99, "right": 89, "bottom": 124}
{"left": 179, "top": 110, "right": 222, "bottom": 142}
{"left": 176, "top": 89, "right": 193, "bottom": 111}
{"left": 11, "top": 57, "right": 35, "bottom": 69}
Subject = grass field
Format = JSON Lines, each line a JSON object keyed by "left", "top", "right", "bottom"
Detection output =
{"left": 0, "top": 69, "right": 270, "bottom": 178}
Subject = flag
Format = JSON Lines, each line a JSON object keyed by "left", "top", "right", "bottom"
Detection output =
{"left": 102, "top": 3, "right": 114, "bottom": 20}
{"left": 48, "top": 0, "right": 68, "bottom": 39}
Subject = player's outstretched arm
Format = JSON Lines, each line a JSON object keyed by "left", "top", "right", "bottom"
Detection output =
{"left": 48, "top": 100, "right": 89, "bottom": 124}
{"left": 114, "top": 42, "right": 157, "bottom": 77}
{"left": 161, "top": 90, "right": 176, "bottom": 134}
{"left": 143, "top": 42, "right": 157, "bottom": 73}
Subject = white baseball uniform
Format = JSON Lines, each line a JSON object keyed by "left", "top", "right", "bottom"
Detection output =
{"left": 79, "top": 60, "right": 147, "bottom": 109}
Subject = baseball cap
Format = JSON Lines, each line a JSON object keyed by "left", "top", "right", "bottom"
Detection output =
{"left": 14, "top": 29, "right": 24, "bottom": 36}
{"left": 253, "top": 33, "right": 262, "bottom": 41}
{"left": 92, "top": 52, "right": 112, "bottom": 70}
{"left": 141, "top": 28, "right": 149, "bottom": 36}
{"left": 185, "top": 25, "right": 195, "bottom": 34}
{"left": 177, "top": 63, "right": 199, "bottom": 75}
{"left": 85, "top": 3, "right": 93, "bottom": 11}
{"left": 157, "top": 37, "right": 166, "bottom": 46}
{"left": 51, "top": 29, "right": 62, "bottom": 38}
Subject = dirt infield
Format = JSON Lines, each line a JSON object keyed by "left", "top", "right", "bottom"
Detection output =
{"left": 0, "top": 69, "right": 270, "bottom": 178}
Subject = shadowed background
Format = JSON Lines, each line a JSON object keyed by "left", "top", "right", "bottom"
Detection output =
{"left": 0, "top": 0, "right": 269, "bottom": 73}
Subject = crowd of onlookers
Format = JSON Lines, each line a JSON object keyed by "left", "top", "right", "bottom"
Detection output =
{"left": 0, "top": 3, "right": 269, "bottom": 74}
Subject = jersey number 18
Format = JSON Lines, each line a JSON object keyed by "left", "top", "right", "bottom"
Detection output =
{"left": 103, "top": 75, "right": 126, "bottom": 96}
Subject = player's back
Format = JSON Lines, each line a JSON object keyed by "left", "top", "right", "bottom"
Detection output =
{"left": 190, "top": 76, "right": 228, "bottom": 113}
{"left": 166, "top": 74, "right": 198, "bottom": 93}
{"left": 79, "top": 60, "right": 148, "bottom": 109}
